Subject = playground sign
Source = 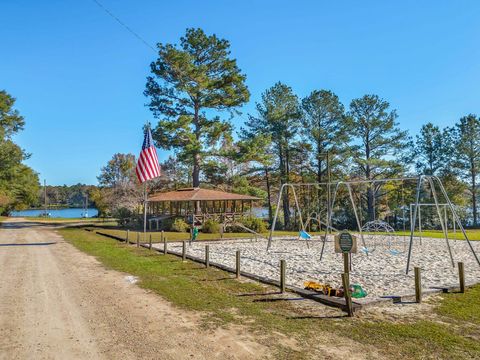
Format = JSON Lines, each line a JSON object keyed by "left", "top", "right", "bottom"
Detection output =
{"left": 335, "top": 232, "right": 357, "bottom": 254}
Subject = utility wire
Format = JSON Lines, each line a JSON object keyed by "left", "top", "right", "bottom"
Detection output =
{"left": 91, "top": 0, "right": 157, "bottom": 53}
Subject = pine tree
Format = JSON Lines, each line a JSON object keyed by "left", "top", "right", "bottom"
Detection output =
{"left": 243, "top": 82, "right": 301, "bottom": 228}
{"left": 300, "top": 90, "right": 349, "bottom": 183}
{"left": 348, "top": 94, "right": 409, "bottom": 221}
{"left": 452, "top": 114, "right": 480, "bottom": 226}
{"left": 412, "top": 122, "right": 449, "bottom": 175}
{"left": 145, "top": 28, "right": 249, "bottom": 187}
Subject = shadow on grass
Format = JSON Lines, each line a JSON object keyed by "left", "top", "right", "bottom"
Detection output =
{"left": 287, "top": 314, "right": 348, "bottom": 320}
{"left": 253, "top": 297, "right": 305, "bottom": 303}
{"left": 237, "top": 291, "right": 281, "bottom": 297}
{"left": 0, "top": 242, "right": 57, "bottom": 247}
{"left": 199, "top": 277, "right": 232, "bottom": 282}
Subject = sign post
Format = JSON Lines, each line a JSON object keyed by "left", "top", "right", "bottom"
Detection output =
{"left": 335, "top": 232, "right": 357, "bottom": 317}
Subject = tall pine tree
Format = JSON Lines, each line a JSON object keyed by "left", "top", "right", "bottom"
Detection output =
{"left": 349, "top": 94, "right": 409, "bottom": 221}
{"left": 453, "top": 114, "right": 480, "bottom": 226}
{"left": 244, "top": 82, "right": 301, "bottom": 228}
{"left": 412, "top": 122, "right": 449, "bottom": 175}
{"left": 300, "top": 89, "right": 349, "bottom": 183}
{"left": 145, "top": 28, "right": 250, "bottom": 187}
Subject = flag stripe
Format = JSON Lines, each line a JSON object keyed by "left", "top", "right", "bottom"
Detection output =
{"left": 139, "top": 153, "right": 153, "bottom": 179}
{"left": 138, "top": 156, "right": 149, "bottom": 179}
{"left": 142, "top": 149, "right": 155, "bottom": 176}
{"left": 135, "top": 128, "right": 161, "bottom": 183}
{"left": 146, "top": 147, "right": 159, "bottom": 175}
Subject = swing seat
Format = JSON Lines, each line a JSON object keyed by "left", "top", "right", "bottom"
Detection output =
{"left": 299, "top": 230, "right": 311, "bottom": 240}
{"left": 361, "top": 246, "right": 371, "bottom": 254}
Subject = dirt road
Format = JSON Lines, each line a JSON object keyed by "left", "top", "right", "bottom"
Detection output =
{"left": 0, "top": 219, "right": 267, "bottom": 359}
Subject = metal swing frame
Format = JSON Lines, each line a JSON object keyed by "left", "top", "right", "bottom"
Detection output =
{"left": 267, "top": 175, "right": 480, "bottom": 275}
{"left": 267, "top": 182, "right": 334, "bottom": 250}
{"left": 409, "top": 202, "right": 456, "bottom": 245}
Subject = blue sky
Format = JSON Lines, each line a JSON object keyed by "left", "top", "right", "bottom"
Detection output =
{"left": 2, "top": 1, "right": 479, "bottom": 185}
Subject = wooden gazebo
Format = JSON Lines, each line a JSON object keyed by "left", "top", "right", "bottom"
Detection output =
{"left": 147, "top": 187, "right": 261, "bottom": 229}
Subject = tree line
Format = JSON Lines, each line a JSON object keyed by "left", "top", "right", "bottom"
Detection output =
{"left": 0, "top": 90, "right": 39, "bottom": 215}
{"left": 40, "top": 184, "right": 96, "bottom": 209}
{"left": 95, "top": 28, "right": 480, "bottom": 228}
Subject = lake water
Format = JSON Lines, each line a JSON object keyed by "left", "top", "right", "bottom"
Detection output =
{"left": 252, "top": 207, "right": 269, "bottom": 218}
{"left": 11, "top": 208, "right": 99, "bottom": 218}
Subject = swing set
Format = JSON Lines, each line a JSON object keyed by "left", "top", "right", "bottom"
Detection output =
{"left": 267, "top": 175, "right": 480, "bottom": 274}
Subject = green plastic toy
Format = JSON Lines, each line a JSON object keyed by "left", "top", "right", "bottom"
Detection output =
{"left": 192, "top": 227, "right": 199, "bottom": 241}
{"left": 350, "top": 284, "right": 367, "bottom": 298}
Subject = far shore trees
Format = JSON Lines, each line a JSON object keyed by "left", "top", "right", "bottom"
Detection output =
{"left": 145, "top": 28, "right": 250, "bottom": 188}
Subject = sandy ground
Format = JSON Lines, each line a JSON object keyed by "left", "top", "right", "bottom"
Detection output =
{"left": 161, "top": 234, "right": 480, "bottom": 302}
{"left": 0, "top": 219, "right": 269, "bottom": 360}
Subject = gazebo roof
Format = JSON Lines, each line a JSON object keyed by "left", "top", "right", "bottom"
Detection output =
{"left": 148, "top": 187, "right": 261, "bottom": 202}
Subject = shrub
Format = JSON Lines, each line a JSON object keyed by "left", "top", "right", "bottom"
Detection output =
{"left": 114, "top": 207, "right": 134, "bottom": 227}
{"left": 202, "top": 219, "right": 220, "bottom": 233}
{"left": 241, "top": 216, "right": 267, "bottom": 233}
{"left": 171, "top": 218, "right": 189, "bottom": 232}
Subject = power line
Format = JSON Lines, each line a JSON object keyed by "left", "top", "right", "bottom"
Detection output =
{"left": 91, "top": 0, "right": 157, "bottom": 53}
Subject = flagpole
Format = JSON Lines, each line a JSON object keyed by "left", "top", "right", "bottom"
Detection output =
{"left": 142, "top": 181, "right": 148, "bottom": 247}
{"left": 136, "top": 122, "right": 158, "bottom": 248}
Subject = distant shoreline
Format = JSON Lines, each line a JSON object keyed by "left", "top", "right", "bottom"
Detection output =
{"left": 25, "top": 206, "right": 93, "bottom": 210}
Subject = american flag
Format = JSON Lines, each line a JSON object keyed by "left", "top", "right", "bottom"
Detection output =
{"left": 135, "top": 127, "right": 161, "bottom": 183}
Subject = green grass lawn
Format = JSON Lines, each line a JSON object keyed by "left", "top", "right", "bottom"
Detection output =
{"left": 59, "top": 226, "right": 480, "bottom": 359}
{"left": 90, "top": 226, "right": 480, "bottom": 243}
{"left": 92, "top": 227, "right": 326, "bottom": 242}
{"left": 393, "top": 229, "right": 480, "bottom": 241}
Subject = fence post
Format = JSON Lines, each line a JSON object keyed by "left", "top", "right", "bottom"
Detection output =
{"left": 163, "top": 237, "right": 167, "bottom": 254}
{"left": 205, "top": 245, "right": 210, "bottom": 268}
{"left": 280, "top": 259, "right": 286, "bottom": 293}
{"left": 236, "top": 250, "right": 241, "bottom": 278}
{"left": 458, "top": 262, "right": 465, "bottom": 293}
{"left": 342, "top": 273, "right": 353, "bottom": 317}
{"left": 414, "top": 267, "right": 422, "bottom": 303}
{"left": 149, "top": 234, "right": 152, "bottom": 250}
{"left": 161, "top": 230, "right": 164, "bottom": 243}
{"left": 182, "top": 241, "right": 186, "bottom": 261}
{"left": 126, "top": 230, "right": 129, "bottom": 244}
{"left": 136, "top": 232, "right": 139, "bottom": 248}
